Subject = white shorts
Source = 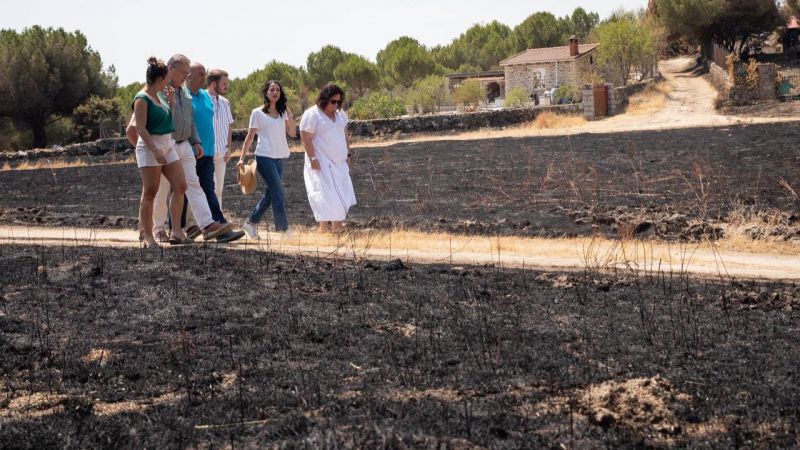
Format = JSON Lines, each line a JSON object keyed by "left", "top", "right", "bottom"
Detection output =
{"left": 135, "top": 134, "right": 179, "bottom": 168}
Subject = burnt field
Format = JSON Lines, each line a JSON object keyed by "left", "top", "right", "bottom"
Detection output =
{"left": 2, "top": 122, "right": 799, "bottom": 242}
{"left": 1, "top": 243, "right": 798, "bottom": 448}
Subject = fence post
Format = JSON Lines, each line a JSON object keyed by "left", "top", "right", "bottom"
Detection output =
{"left": 582, "top": 86, "right": 595, "bottom": 120}
{"left": 757, "top": 63, "right": 776, "bottom": 101}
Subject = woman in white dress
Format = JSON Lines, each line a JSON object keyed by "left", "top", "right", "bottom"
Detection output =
{"left": 299, "top": 84, "right": 356, "bottom": 233}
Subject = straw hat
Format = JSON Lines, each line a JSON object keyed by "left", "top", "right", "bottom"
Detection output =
{"left": 237, "top": 160, "right": 257, "bottom": 195}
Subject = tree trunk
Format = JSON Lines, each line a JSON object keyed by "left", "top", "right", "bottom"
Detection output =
{"left": 28, "top": 117, "right": 47, "bottom": 149}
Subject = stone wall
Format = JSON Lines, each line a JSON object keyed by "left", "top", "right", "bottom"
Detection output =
{"left": 505, "top": 61, "right": 580, "bottom": 94}
{"left": 707, "top": 60, "right": 773, "bottom": 106}
{"left": 1, "top": 105, "right": 582, "bottom": 162}
{"left": 757, "top": 63, "right": 777, "bottom": 101}
{"left": 347, "top": 105, "right": 581, "bottom": 137}
{"left": 0, "top": 138, "right": 133, "bottom": 162}
{"left": 582, "top": 79, "right": 657, "bottom": 120}
{"left": 708, "top": 62, "right": 732, "bottom": 98}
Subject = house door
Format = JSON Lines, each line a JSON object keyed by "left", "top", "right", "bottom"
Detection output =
{"left": 593, "top": 84, "right": 608, "bottom": 117}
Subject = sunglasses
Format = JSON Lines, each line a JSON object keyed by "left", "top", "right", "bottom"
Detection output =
{"left": 329, "top": 99, "right": 341, "bottom": 105}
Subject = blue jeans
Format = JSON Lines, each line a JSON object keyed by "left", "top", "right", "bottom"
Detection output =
{"left": 249, "top": 156, "right": 288, "bottom": 231}
{"left": 196, "top": 155, "right": 226, "bottom": 224}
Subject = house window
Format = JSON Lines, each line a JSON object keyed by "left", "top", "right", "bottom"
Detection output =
{"left": 590, "top": 56, "right": 594, "bottom": 65}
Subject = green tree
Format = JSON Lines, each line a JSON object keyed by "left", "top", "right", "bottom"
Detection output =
{"left": 455, "top": 63, "right": 483, "bottom": 74}
{"left": 406, "top": 75, "right": 447, "bottom": 113}
{"left": 567, "top": 7, "right": 601, "bottom": 40}
{"left": 348, "top": 92, "right": 406, "bottom": 120}
{"left": 656, "top": 0, "right": 778, "bottom": 53}
{"left": 307, "top": 45, "right": 349, "bottom": 89}
{"left": 377, "top": 36, "right": 437, "bottom": 88}
{"left": 72, "top": 95, "right": 120, "bottom": 141}
{"left": 452, "top": 79, "right": 484, "bottom": 110}
{"left": 333, "top": 55, "right": 379, "bottom": 98}
{"left": 511, "top": 12, "right": 569, "bottom": 53}
{"left": 443, "top": 21, "right": 513, "bottom": 71}
{"left": 0, "top": 26, "right": 115, "bottom": 147}
{"left": 227, "top": 60, "right": 308, "bottom": 127}
{"left": 595, "top": 12, "right": 661, "bottom": 85}
{"left": 114, "top": 81, "right": 144, "bottom": 127}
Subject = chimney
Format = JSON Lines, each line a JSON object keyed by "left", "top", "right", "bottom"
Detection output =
{"left": 569, "top": 35, "right": 579, "bottom": 57}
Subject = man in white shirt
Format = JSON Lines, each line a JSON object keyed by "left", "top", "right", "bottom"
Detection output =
{"left": 206, "top": 69, "right": 235, "bottom": 207}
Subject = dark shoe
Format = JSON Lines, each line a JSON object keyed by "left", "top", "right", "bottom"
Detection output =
{"left": 203, "top": 222, "right": 233, "bottom": 240}
{"left": 216, "top": 230, "right": 245, "bottom": 243}
{"left": 185, "top": 225, "right": 202, "bottom": 239}
{"left": 168, "top": 235, "right": 195, "bottom": 245}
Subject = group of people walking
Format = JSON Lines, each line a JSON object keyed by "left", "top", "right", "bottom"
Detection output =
{"left": 130, "top": 55, "right": 356, "bottom": 247}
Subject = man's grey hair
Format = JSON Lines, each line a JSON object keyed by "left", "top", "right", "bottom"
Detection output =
{"left": 168, "top": 54, "right": 190, "bottom": 67}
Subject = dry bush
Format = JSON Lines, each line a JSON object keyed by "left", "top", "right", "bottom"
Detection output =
{"left": 626, "top": 82, "right": 672, "bottom": 115}
{"left": 531, "top": 112, "right": 587, "bottom": 129}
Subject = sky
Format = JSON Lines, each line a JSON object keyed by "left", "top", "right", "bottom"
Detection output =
{"left": 3, "top": 0, "right": 648, "bottom": 85}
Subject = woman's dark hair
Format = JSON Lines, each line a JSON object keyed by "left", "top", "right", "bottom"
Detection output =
{"left": 316, "top": 84, "right": 345, "bottom": 110}
{"left": 146, "top": 57, "right": 169, "bottom": 85}
{"left": 262, "top": 80, "right": 287, "bottom": 116}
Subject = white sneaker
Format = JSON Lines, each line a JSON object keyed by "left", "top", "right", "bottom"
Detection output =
{"left": 280, "top": 229, "right": 295, "bottom": 239}
{"left": 243, "top": 222, "right": 259, "bottom": 240}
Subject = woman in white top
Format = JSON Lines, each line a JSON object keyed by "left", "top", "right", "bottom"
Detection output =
{"left": 299, "top": 84, "right": 356, "bottom": 233}
{"left": 237, "top": 80, "right": 296, "bottom": 239}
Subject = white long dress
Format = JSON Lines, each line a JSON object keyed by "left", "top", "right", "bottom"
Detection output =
{"left": 299, "top": 106, "right": 357, "bottom": 222}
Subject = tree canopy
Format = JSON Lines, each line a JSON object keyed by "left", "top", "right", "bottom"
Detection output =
{"left": 333, "top": 55, "right": 379, "bottom": 98}
{"left": 306, "top": 45, "right": 350, "bottom": 89}
{"left": 510, "top": 12, "right": 569, "bottom": 53}
{"left": 595, "top": 11, "right": 662, "bottom": 85}
{"left": 0, "top": 26, "right": 115, "bottom": 147}
{"left": 377, "top": 37, "right": 437, "bottom": 87}
{"left": 655, "top": 0, "right": 780, "bottom": 52}
{"left": 431, "top": 21, "right": 513, "bottom": 71}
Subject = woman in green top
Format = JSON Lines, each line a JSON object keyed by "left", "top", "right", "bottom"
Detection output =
{"left": 133, "top": 57, "right": 190, "bottom": 248}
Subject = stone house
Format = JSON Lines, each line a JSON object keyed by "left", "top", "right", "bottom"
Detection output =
{"left": 500, "top": 36, "right": 598, "bottom": 95}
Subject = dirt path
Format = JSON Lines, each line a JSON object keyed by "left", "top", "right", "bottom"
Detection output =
{"left": 2, "top": 226, "right": 798, "bottom": 281}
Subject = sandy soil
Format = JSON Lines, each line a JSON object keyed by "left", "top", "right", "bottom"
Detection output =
{"left": 2, "top": 226, "right": 798, "bottom": 281}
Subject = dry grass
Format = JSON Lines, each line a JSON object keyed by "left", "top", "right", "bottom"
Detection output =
{"left": 626, "top": 82, "right": 673, "bottom": 115}
{"left": 531, "top": 111, "right": 587, "bottom": 129}
{"left": 1, "top": 156, "right": 135, "bottom": 172}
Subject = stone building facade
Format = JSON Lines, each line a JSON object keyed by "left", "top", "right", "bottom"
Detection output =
{"left": 500, "top": 37, "right": 597, "bottom": 95}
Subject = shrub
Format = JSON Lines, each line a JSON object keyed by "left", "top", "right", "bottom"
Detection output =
{"left": 452, "top": 79, "right": 484, "bottom": 110}
{"left": 406, "top": 75, "right": 447, "bottom": 114}
{"left": 552, "top": 84, "right": 576, "bottom": 104}
{"left": 348, "top": 92, "right": 406, "bottom": 120}
{"left": 504, "top": 87, "right": 530, "bottom": 108}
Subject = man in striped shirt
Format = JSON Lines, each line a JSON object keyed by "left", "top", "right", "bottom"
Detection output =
{"left": 206, "top": 69, "right": 235, "bottom": 207}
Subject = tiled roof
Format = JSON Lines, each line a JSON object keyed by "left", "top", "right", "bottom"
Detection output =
{"left": 500, "top": 44, "right": 598, "bottom": 66}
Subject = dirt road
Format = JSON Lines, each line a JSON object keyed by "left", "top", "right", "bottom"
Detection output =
{"left": 3, "top": 226, "right": 798, "bottom": 280}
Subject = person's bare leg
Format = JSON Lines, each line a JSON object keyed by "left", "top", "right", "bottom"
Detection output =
{"left": 139, "top": 167, "right": 162, "bottom": 247}
{"left": 162, "top": 161, "right": 188, "bottom": 239}
{"left": 319, "top": 221, "right": 331, "bottom": 233}
{"left": 331, "top": 221, "right": 345, "bottom": 233}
